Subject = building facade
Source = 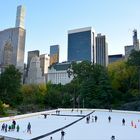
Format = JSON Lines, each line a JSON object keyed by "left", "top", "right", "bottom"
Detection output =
{"left": 133, "top": 29, "right": 139, "bottom": 50}
{"left": 68, "top": 27, "right": 96, "bottom": 63}
{"left": 27, "top": 50, "right": 40, "bottom": 74}
{"left": 47, "top": 62, "right": 73, "bottom": 85}
{"left": 26, "top": 56, "right": 45, "bottom": 84}
{"left": 108, "top": 54, "right": 124, "bottom": 64}
{"left": 125, "top": 45, "right": 134, "bottom": 59}
{"left": 0, "top": 5, "right": 26, "bottom": 74}
{"left": 50, "top": 45, "right": 59, "bottom": 65}
{"left": 40, "top": 54, "right": 50, "bottom": 75}
{"left": 15, "top": 5, "right": 25, "bottom": 29}
{"left": 125, "top": 29, "right": 139, "bottom": 59}
{"left": 96, "top": 34, "right": 108, "bottom": 66}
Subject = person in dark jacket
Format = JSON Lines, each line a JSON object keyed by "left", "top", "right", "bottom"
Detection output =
{"left": 61, "top": 130, "right": 65, "bottom": 140}
{"left": 27, "top": 122, "right": 31, "bottom": 134}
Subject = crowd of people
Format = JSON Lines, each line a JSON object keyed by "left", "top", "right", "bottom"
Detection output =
{"left": 1, "top": 120, "right": 31, "bottom": 134}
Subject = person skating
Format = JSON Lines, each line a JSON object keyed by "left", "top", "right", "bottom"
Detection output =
{"left": 122, "top": 118, "right": 125, "bottom": 125}
{"left": 27, "top": 122, "right": 31, "bottom": 134}
{"left": 50, "top": 136, "right": 53, "bottom": 140}
{"left": 86, "top": 116, "right": 89, "bottom": 123}
{"left": 108, "top": 116, "right": 111, "bottom": 123}
{"left": 44, "top": 114, "right": 47, "bottom": 119}
{"left": 92, "top": 116, "right": 94, "bottom": 122}
{"left": 8, "top": 125, "right": 11, "bottom": 131}
{"left": 16, "top": 125, "right": 20, "bottom": 132}
{"left": 95, "top": 116, "right": 98, "bottom": 122}
{"left": 5, "top": 124, "right": 7, "bottom": 132}
{"left": 111, "top": 135, "right": 115, "bottom": 140}
{"left": 61, "top": 130, "right": 65, "bottom": 140}
{"left": 12, "top": 120, "right": 16, "bottom": 128}
{"left": 1, "top": 123, "right": 5, "bottom": 131}
{"left": 11, "top": 123, "right": 15, "bottom": 131}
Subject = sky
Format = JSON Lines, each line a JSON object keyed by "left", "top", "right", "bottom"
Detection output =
{"left": 0, "top": 0, "right": 140, "bottom": 63}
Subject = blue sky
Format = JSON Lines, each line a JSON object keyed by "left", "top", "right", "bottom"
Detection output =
{"left": 0, "top": 0, "right": 140, "bottom": 63}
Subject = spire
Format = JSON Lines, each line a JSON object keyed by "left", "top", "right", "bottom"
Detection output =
{"left": 15, "top": 5, "right": 25, "bottom": 29}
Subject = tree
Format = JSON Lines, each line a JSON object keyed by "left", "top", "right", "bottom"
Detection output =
{"left": 108, "top": 60, "right": 138, "bottom": 106}
{"left": 127, "top": 50, "right": 140, "bottom": 94}
{"left": 71, "top": 61, "right": 113, "bottom": 108}
{"left": 0, "top": 65, "right": 22, "bottom": 106}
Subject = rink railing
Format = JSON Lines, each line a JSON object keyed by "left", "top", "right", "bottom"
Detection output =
{"left": 0, "top": 108, "right": 140, "bottom": 123}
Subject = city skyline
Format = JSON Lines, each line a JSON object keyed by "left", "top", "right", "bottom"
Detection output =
{"left": 0, "top": 0, "right": 140, "bottom": 63}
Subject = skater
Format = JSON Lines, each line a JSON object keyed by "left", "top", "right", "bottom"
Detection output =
{"left": 61, "top": 130, "right": 65, "bottom": 140}
{"left": 108, "top": 116, "right": 111, "bottom": 123}
{"left": 80, "top": 110, "right": 82, "bottom": 114}
{"left": 122, "top": 118, "right": 125, "bottom": 125}
{"left": 111, "top": 135, "right": 115, "bottom": 140}
{"left": 8, "top": 125, "right": 11, "bottom": 131}
{"left": 50, "top": 136, "right": 53, "bottom": 140}
{"left": 44, "top": 114, "right": 47, "bottom": 119}
{"left": 1, "top": 123, "right": 5, "bottom": 131}
{"left": 11, "top": 123, "right": 15, "bottom": 131}
{"left": 27, "top": 122, "right": 31, "bottom": 134}
{"left": 12, "top": 120, "right": 16, "bottom": 127}
{"left": 86, "top": 116, "right": 89, "bottom": 123}
{"left": 92, "top": 116, "right": 94, "bottom": 122}
{"left": 16, "top": 125, "right": 20, "bottom": 132}
{"left": 95, "top": 116, "right": 98, "bottom": 122}
{"left": 5, "top": 124, "right": 7, "bottom": 132}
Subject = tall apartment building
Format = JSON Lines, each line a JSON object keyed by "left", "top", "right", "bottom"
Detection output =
{"left": 50, "top": 45, "right": 59, "bottom": 65}
{"left": 25, "top": 56, "right": 45, "bottom": 84}
{"left": 15, "top": 5, "right": 25, "bottom": 29}
{"left": 27, "top": 50, "right": 40, "bottom": 73}
{"left": 0, "top": 5, "right": 26, "bottom": 74}
{"left": 125, "top": 29, "right": 139, "bottom": 59}
{"left": 40, "top": 54, "right": 50, "bottom": 75}
{"left": 68, "top": 27, "right": 96, "bottom": 63}
{"left": 96, "top": 34, "right": 108, "bottom": 66}
{"left": 108, "top": 54, "right": 124, "bottom": 64}
{"left": 133, "top": 29, "right": 139, "bottom": 50}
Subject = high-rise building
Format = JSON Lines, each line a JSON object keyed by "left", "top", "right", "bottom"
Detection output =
{"left": 68, "top": 27, "right": 96, "bottom": 63}
{"left": 133, "top": 29, "right": 139, "bottom": 50}
{"left": 125, "top": 45, "right": 134, "bottom": 59}
{"left": 25, "top": 56, "right": 45, "bottom": 84}
{"left": 0, "top": 5, "right": 26, "bottom": 74}
{"left": 125, "top": 29, "right": 139, "bottom": 59}
{"left": 96, "top": 34, "right": 108, "bottom": 66}
{"left": 108, "top": 54, "right": 124, "bottom": 64}
{"left": 40, "top": 54, "right": 50, "bottom": 75}
{"left": 50, "top": 45, "right": 59, "bottom": 65}
{"left": 15, "top": 5, "right": 25, "bottom": 29}
{"left": 27, "top": 50, "right": 40, "bottom": 73}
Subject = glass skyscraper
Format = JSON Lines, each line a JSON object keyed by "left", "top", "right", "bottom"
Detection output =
{"left": 50, "top": 45, "right": 59, "bottom": 65}
{"left": 68, "top": 27, "right": 95, "bottom": 62}
{"left": 96, "top": 34, "right": 108, "bottom": 67}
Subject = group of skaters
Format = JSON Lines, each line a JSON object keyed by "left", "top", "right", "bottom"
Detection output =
{"left": 108, "top": 116, "right": 125, "bottom": 125}
{"left": 1, "top": 120, "right": 32, "bottom": 134}
{"left": 49, "top": 130, "right": 65, "bottom": 140}
{"left": 1, "top": 120, "right": 19, "bottom": 132}
{"left": 56, "top": 110, "right": 60, "bottom": 115}
{"left": 86, "top": 115, "right": 98, "bottom": 123}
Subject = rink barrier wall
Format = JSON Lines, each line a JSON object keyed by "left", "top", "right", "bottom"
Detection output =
{"left": 58, "top": 108, "right": 140, "bottom": 115}
{"left": 0, "top": 109, "right": 56, "bottom": 123}
{"left": 1, "top": 108, "right": 140, "bottom": 123}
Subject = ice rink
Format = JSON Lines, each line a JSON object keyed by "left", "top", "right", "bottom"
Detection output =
{"left": 0, "top": 109, "right": 140, "bottom": 140}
